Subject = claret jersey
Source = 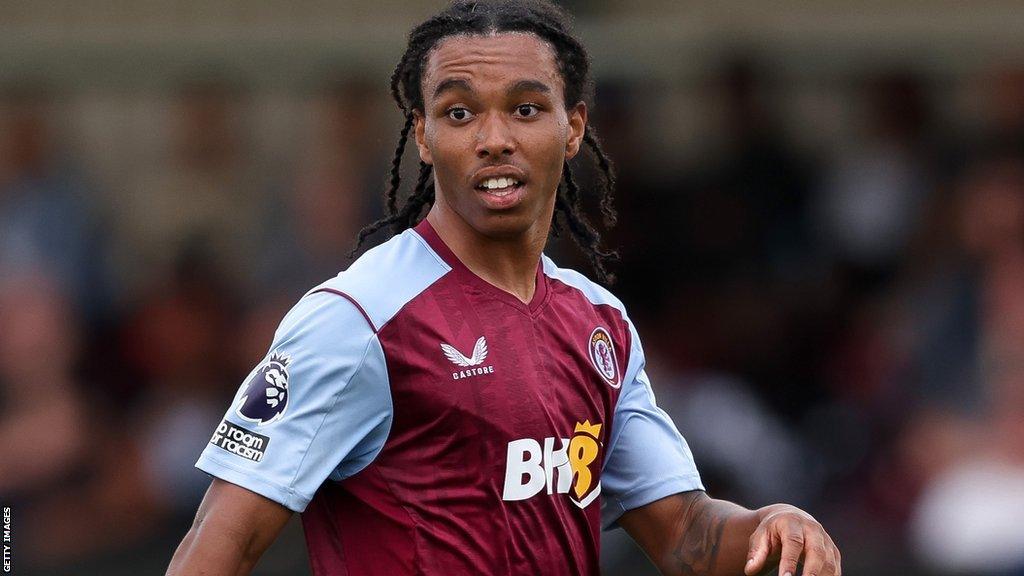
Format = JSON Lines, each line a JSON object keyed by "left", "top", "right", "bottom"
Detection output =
{"left": 196, "top": 219, "right": 703, "bottom": 575}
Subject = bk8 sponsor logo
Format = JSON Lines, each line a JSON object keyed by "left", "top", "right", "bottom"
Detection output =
{"left": 502, "top": 420, "right": 603, "bottom": 509}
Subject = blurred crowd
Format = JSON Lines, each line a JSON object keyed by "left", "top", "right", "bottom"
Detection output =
{"left": 3, "top": 52, "right": 1024, "bottom": 575}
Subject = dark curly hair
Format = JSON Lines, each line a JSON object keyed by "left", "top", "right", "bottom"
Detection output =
{"left": 353, "top": 0, "right": 618, "bottom": 283}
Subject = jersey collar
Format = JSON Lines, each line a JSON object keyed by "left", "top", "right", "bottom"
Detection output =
{"left": 413, "top": 218, "right": 549, "bottom": 315}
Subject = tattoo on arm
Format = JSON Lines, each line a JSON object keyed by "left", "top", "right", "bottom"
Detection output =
{"left": 670, "top": 494, "right": 736, "bottom": 576}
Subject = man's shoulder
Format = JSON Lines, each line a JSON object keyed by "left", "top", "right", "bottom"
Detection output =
{"left": 541, "top": 254, "right": 630, "bottom": 321}
{"left": 304, "top": 228, "right": 451, "bottom": 332}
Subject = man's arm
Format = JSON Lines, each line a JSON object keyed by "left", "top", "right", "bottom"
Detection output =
{"left": 619, "top": 491, "right": 841, "bottom": 576}
{"left": 166, "top": 479, "right": 292, "bottom": 576}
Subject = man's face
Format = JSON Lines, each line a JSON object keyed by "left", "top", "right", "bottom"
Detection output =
{"left": 414, "top": 32, "right": 587, "bottom": 239}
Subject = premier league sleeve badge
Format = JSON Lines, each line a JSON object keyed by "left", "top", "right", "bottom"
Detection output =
{"left": 236, "top": 352, "right": 291, "bottom": 425}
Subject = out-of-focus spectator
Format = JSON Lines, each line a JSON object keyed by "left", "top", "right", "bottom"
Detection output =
{"left": 119, "top": 248, "right": 238, "bottom": 512}
{"left": 666, "top": 57, "right": 821, "bottom": 418}
{"left": 658, "top": 370, "right": 815, "bottom": 507}
{"left": 0, "top": 274, "right": 87, "bottom": 496}
{"left": 255, "top": 77, "right": 385, "bottom": 297}
{"left": 903, "top": 152, "right": 1024, "bottom": 574}
{"left": 815, "top": 72, "right": 935, "bottom": 290}
{"left": 902, "top": 151, "right": 1024, "bottom": 412}
{"left": 19, "top": 249, "right": 239, "bottom": 569}
{"left": 111, "top": 75, "right": 271, "bottom": 295}
{"left": 0, "top": 84, "right": 111, "bottom": 321}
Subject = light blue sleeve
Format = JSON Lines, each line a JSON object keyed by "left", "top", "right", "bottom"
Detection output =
{"left": 601, "top": 322, "right": 704, "bottom": 530}
{"left": 195, "top": 290, "right": 392, "bottom": 512}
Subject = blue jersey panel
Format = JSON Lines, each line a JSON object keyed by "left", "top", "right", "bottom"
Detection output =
{"left": 195, "top": 290, "right": 393, "bottom": 512}
{"left": 328, "top": 227, "right": 451, "bottom": 331}
{"left": 600, "top": 323, "right": 704, "bottom": 530}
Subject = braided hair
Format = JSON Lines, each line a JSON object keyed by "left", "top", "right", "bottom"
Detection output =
{"left": 354, "top": 0, "right": 618, "bottom": 283}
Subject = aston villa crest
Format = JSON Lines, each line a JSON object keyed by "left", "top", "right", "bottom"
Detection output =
{"left": 589, "top": 327, "right": 620, "bottom": 388}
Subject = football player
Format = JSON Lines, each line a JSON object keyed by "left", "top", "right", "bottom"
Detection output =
{"left": 167, "top": 2, "right": 840, "bottom": 575}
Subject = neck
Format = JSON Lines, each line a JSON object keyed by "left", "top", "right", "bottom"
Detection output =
{"left": 425, "top": 201, "right": 551, "bottom": 305}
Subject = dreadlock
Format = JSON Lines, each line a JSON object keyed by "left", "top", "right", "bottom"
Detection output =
{"left": 354, "top": 0, "right": 618, "bottom": 283}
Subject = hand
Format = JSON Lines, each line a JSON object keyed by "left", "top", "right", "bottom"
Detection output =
{"left": 744, "top": 505, "right": 841, "bottom": 576}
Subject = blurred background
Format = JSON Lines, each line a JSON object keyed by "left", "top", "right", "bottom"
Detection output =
{"left": 3, "top": 1, "right": 1024, "bottom": 574}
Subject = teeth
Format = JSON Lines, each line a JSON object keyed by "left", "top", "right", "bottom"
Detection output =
{"left": 480, "top": 177, "right": 519, "bottom": 190}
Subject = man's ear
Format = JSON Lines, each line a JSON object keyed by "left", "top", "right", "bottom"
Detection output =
{"left": 565, "top": 101, "right": 588, "bottom": 160}
{"left": 413, "top": 110, "right": 433, "bottom": 165}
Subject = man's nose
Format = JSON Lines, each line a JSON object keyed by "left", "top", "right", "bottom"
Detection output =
{"left": 475, "top": 112, "right": 516, "bottom": 158}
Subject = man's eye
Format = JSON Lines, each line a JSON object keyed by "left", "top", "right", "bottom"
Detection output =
{"left": 446, "top": 107, "right": 473, "bottom": 121}
{"left": 515, "top": 104, "right": 540, "bottom": 117}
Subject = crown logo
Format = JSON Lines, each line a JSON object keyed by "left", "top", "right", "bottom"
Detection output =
{"left": 268, "top": 351, "right": 291, "bottom": 367}
{"left": 574, "top": 420, "right": 602, "bottom": 439}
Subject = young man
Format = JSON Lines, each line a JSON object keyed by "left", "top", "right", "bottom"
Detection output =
{"left": 167, "top": 2, "right": 841, "bottom": 575}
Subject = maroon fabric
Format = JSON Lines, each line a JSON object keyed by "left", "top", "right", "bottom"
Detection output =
{"left": 301, "top": 220, "right": 630, "bottom": 575}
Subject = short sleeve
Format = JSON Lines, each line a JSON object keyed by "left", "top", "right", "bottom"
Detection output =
{"left": 195, "top": 290, "right": 392, "bottom": 512}
{"left": 600, "top": 322, "right": 704, "bottom": 530}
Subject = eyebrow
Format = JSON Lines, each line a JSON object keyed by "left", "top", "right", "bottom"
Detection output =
{"left": 432, "top": 78, "right": 472, "bottom": 99}
{"left": 431, "top": 78, "right": 552, "bottom": 100}
{"left": 508, "top": 79, "right": 551, "bottom": 95}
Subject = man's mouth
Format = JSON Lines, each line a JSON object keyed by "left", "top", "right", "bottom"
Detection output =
{"left": 475, "top": 176, "right": 523, "bottom": 197}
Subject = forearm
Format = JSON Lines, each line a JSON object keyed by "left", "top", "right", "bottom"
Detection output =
{"left": 623, "top": 492, "right": 788, "bottom": 576}
{"left": 166, "top": 516, "right": 261, "bottom": 576}
{"left": 663, "top": 494, "right": 761, "bottom": 576}
{"left": 166, "top": 479, "right": 291, "bottom": 576}
{"left": 671, "top": 495, "right": 757, "bottom": 576}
